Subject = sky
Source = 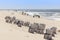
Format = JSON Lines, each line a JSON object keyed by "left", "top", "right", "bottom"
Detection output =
{"left": 0, "top": 0, "right": 60, "bottom": 9}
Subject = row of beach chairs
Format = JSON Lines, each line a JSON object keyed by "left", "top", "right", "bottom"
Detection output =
{"left": 5, "top": 16, "right": 57, "bottom": 40}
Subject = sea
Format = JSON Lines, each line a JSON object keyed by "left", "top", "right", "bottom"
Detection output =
{"left": 21, "top": 9, "right": 60, "bottom": 21}
{"left": 25, "top": 12, "right": 60, "bottom": 20}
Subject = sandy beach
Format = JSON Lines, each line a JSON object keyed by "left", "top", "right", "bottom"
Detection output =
{"left": 0, "top": 10, "right": 60, "bottom": 40}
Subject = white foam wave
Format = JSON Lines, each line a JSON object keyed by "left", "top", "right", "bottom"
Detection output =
{"left": 25, "top": 12, "right": 60, "bottom": 21}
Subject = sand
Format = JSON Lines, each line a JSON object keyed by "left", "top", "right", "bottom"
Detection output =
{"left": 0, "top": 10, "right": 60, "bottom": 40}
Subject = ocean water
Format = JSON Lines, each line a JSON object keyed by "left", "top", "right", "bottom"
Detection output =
{"left": 25, "top": 12, "right": 60, "bottom": 21}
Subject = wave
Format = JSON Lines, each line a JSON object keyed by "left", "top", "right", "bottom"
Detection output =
{"left": 40, "top": 13, "right": 60, "bottom": 21}
{"left": 25, "top": 12, "right": 60, "bottom": 21}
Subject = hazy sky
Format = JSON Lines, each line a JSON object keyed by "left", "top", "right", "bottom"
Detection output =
{"left": 0, "top": 0, "right": 60, "bottom": 9}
